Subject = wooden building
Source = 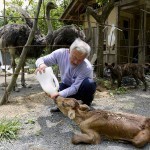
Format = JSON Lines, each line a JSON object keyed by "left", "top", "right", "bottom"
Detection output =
{"left": 60, "top": 0, "right": 150, "bottom": 65}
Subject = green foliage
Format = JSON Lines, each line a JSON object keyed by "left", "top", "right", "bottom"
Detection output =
{"left": 52, "top": 65, "right": 59, "bottom": 75}
{"left": 96, "top": 78, "right": 111, "bottom": 90}
{"left": 28, "top": 68, "right": 36, "bottom": 74}
{"left": 96, "top": 0, "right": 109, "bottom": 6}
{"left": 26, "top": 58, "right": 36, "bottom": 65}
{"left": 111, "top": 87, "right": 128, "bottom": 95}
{"left": 0, "top": 119, "right": 21, "bottom": 141}
{"left": 3, "top": 0, "right": 24, "bottom": 24}
{"left": 36, "top": 0, "right": 64, "bottom": 34}
{"left": 0, "top": 18, "right": 4, "bottom": 26}
{"left": 96, "top": 78, "right": 128, "bottom": 95}
{"left": 103, "top": 80, "right": 111, "bottom": 89}
{"left": 1, "top": 0, "right": 66, "bottom": 34}
{"left": 25, "top": 119, "right": 35, "bottom": 124}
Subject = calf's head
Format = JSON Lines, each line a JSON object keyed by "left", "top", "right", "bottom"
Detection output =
{"left": 55, "top": 96, "right": 90, "bottom": 119}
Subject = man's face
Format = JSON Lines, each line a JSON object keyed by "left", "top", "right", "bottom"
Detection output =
{"left": 69, "top": 49, "right": 87, "bottom": 66}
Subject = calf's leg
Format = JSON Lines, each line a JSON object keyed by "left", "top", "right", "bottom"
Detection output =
{"left": 72, "top": 129, "right": 101, "bottom": 144}
{"left": 72, "top": 117, "right": 101, "bottom": 144}
{"left": 132, "top": 129, "right": 150, "bottom": 148}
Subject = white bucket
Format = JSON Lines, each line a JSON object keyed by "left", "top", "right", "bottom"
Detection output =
{"left": 36, "top": 67, "right": 59, "bottom": 95}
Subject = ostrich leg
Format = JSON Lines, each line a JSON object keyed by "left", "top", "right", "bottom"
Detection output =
{"left": 21, "top": 60, "right": 31, "bottom": 88}
{"left": 9, "top": 48, "right": 19, "bottom": 92}
{"left": 21, "top": 61, "right": 26, "bottom": 87}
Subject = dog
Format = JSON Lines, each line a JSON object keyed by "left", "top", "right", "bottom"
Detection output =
{"left": 55, "top": 96, "right": 150, "bottom": 147}
{"left": 104, "top": 63, "right": 147, "bottom": 91}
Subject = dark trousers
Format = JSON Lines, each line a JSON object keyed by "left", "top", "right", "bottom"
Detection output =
{"left": 59, "top": 78, "right": 96, "bottom": 106}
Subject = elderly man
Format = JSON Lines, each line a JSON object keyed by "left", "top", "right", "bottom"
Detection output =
{"left": 35, "top": 38, "right": 96, "bottom": 112}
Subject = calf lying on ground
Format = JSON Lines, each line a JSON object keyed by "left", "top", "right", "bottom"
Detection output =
{"left": 55, "top": 96, "right": 150, "bottom": 147}
{"left": 105, "top": 63, "right": 147, "bottom": 91}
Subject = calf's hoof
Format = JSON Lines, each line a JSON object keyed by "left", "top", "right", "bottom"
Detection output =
{"left": 71, "top": 135, "right": 84, "bottom": 144}
{"left": 72, "top": 135, "right": 80, "bottom": 144}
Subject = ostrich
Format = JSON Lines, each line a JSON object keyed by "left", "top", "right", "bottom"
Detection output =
{"left": 0, "top": 24, "right": 42, "bottom": 91}
{"left": 10, "top": 4, "right": 41, "bottom": 35}
{"left": 0, "top": 2, "right": 57, "bottom": 91}
{"left": 0, "top": 1, "right": 91, "bottom": 91}
{"left": 44, "top": 1, "right": 91, "bottom": 51}
{"left": 11, "top": 1, "right": 91, "bottom": 51}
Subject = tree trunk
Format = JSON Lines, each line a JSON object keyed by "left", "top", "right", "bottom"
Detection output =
{"left": 0, "top": 0, "right": 42, "bottom": 105}
{"left": 97, "top": 24, "right": 104, "bottom": 77}
{"left": 87, "top": 0, "right": 115, "bottom": 77}
{"left": 138, "top": 8, "right": 146, "bottom": 64}
{"left": 86, "top": 0, "right": 115, "bottom": 77}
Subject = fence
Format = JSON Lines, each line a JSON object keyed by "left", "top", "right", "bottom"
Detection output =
{"left": 0, "top": 1, "right": 150, "bottom": 103}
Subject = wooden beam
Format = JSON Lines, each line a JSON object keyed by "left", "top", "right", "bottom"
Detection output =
{"left": 121, "top": 4, "right": 138, "bottom": 10}
{"left": 118, "top": 0, "right": 138, "bottom": 6}
{"left": 141, "top": 9, "right": 150, "bottom": 14}
{"left": 60, "top": 1, "right": 78, "bottom": 20}
{"left": 138, "top": 9, "right": 146, "bottom": 64}
{"left": 146, "top": 0, "right": 150, "bottom": 7}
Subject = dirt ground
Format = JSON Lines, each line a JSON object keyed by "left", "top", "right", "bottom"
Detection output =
{"left": 0, "top": 72, "right": 111, "bottom": 120}
{"left": 0, "top": 72, "right": 150, "bottom": 150}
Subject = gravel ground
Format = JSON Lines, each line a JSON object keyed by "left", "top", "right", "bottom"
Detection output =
{"left": 0, "top": 73, "right": 149, "bottom": 150}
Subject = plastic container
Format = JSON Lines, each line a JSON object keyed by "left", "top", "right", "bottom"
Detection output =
{"left": 36, "top": 67, "right": 59, "bottom": 95}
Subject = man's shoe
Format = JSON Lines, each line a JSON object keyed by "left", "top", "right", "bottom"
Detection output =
{"left": 50, "top": 106, "right": 60, "bottom": 112}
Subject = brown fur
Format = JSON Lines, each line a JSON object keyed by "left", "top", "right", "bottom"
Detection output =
{"left": 56, "top": 96, "right": 150, "bottom": 147}
{"left": 105, "top": 63, "right": 147, "bottom": 91}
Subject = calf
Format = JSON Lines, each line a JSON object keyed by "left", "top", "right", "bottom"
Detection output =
{"left": 55, "top": 96, "right": 150, "bottom": 148}
{"left": 104, "top": 63, "right": 147, "bottom": 91}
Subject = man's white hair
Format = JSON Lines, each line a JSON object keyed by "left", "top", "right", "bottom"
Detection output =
{"left": 70, "top": 38, "right": 91, "bottom": 56}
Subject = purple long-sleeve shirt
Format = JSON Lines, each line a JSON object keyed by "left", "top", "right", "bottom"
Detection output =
{"left": 36, "top": 48, "right": 93, "bottom": 97}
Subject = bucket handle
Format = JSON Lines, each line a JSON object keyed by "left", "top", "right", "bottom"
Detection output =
{"left": 51, "top": 73, "right": 59, "bottom": 90}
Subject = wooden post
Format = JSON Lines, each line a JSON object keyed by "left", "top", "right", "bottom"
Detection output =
{"left": 117, "top": 6, "right": 121, "bottom": 64}
{"left": 139, "top": 8, "right": 146, "bottom": 64}
{"left": 96, "top": 24, "right": 104, "bottom": 78}
{"left": 143, "top": 7, "right": 146, "bottom": 63}
{"left": 128, "top": 24, "right": 131, "bottom": 63}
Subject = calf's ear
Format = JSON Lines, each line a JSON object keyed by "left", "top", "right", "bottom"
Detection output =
{"left": 79, "top": 104, "right": 90, "bottom": 111}
{"left": 68, "top": 109, "right": 75, "bottom": 119}
{"left": 77, "top": 100, "right": 83, "bottom": 104}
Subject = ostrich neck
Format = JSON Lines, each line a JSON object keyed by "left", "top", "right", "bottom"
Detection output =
{"left": 46, "top": 8, "right": 53, "bottom": 35}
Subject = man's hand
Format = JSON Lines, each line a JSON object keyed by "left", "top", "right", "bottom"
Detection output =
{"left": 35, "top": 63, "right": 47, "bottom": 74}
{"left": 51, "top": 92, "right": 59, "bottom": 100}
{"left": 45, "top": 92, "right": 59, "bottom": 101}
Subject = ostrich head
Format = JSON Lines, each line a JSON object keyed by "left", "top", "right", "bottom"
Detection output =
{"left": 46, "top": 2, "right": 57, "bottom": 12}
